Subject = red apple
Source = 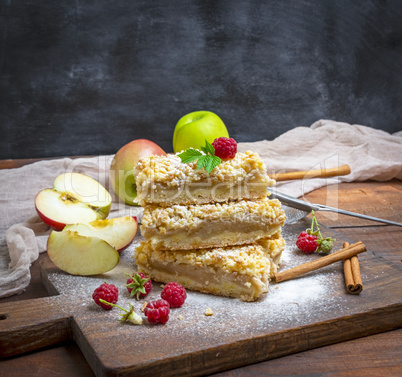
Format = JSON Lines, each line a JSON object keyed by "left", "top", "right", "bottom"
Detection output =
{"left": 35, "top": 173, "right": 112, "bottom": 230}
{"left": 109, "top": 139, "right": 166, "bottom": 205}
{"left": 63, "top": 216, "right": 137, "bottom": 252}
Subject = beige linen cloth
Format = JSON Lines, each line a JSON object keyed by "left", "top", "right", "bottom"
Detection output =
{"left": 1, "top": 120, "right": 401, "bottom": 298}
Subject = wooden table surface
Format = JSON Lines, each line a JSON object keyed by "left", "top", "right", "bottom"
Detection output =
{"left": 1, "top": 158, "right": 401, "bottom": 377}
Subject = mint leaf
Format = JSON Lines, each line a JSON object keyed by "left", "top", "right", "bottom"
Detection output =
{"left": 205, "top": 155, "right": 221, "bottom": 173}
{"left": 178, "top": 148, "right": 202, "bottom": 164}
{"left": 179, "top": 140, "right": 222, "bottom": 174}
{"left": 196, "top": 155, "right": 209, "bottom": 170}
{"left": 196, "top": 155, "right": 221, "bottom": 173}
{"left": 204, "top": 140, "right": 216, "bottom": 156}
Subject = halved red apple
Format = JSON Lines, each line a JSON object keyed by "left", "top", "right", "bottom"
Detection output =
{"left": 47, "top": 230, "right": 120, "bottom": 275}
{"left": 63, "top": 216, "right": 138, "bottom": 252}
{"left": 35, "top": 173, "right": 112, "bottom": 230}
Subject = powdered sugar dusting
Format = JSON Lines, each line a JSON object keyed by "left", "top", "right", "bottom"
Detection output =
{"left": 44, "top": 224, "right": 357, "bottom": 347}
{"left": 38, "top": 222, "right": 400, "bottom": 374}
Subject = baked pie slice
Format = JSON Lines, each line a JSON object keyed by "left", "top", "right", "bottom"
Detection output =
{"left": 134, "top": 234, "right": 285, "bottom": 302}
{"left": 140, "top": 197, "right": 286, "bottom": 251}
{"left": 134, "top": 151, "right": 274, "bottom": 207}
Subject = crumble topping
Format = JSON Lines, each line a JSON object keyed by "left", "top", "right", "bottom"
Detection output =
{"left": 134, "top": 235, "right": 285, "bottom": 278}
{"left": 205, "top": 308, "right": 214, "bottom": 316}
{"left": 141, "top": 197, "right": 285, "bottom": 232}
{"left": 134, "top": 151, "right": 274, "bottom": 190}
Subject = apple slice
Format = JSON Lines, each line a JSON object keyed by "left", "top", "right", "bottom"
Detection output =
{"left": 53, "top": 173, "right": 111, "bottom": 219}
{"left": 47, "top": 230, "right": 120, "bottom": 275}
{"left": 63, "top": 216, "right": 138, "bottom": 252}
{"left": 35, "top": 173, "right": 112, "bottom": 230}
{"left": 35, "top": 189, "right": 100, "bottom": 231}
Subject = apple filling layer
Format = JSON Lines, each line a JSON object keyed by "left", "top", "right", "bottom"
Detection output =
{"left": 134, "top": 151, "right": 274, "bottom": 206}
{"left": 140, "top": 198, "right": 286, "bottom": 251}
{"left": 134, "top": 235, "right": 285, "bottom": 302}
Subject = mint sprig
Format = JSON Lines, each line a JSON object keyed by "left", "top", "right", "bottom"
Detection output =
{"left": 178, "top": 140, "right": 221, "bottom": 174}
{"left": 177, "top": 148, "right": 202, "bottom": 163}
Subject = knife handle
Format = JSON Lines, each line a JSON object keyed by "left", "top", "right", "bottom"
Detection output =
{"left": 270, "top": 164, "right": 351, "bottom": 182}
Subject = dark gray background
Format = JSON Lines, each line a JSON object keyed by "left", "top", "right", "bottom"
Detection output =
{"left": 1, "top": 1, "right": 401, "bottom": 159}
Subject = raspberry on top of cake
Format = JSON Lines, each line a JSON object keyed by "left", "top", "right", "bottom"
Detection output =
{"left": 134, "top": 150, "right": 275, "bottom": 207}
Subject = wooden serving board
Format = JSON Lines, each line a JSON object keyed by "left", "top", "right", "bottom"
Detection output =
{"left": 1, "top": 221, "right": 401, "bottom": 377}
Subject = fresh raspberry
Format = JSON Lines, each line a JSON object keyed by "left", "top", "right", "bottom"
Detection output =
{"left": 144, "top": 299, "right": 170, "bottom": 324}
{"left": 296, "top": 231, "right": 319, "bottom": 254}
{"left": 125, "top": 272, "right": 152, "bottom": 299}
{"left": 212, "top": 137, "right": 237, "bottom": 159}
{"left": 161, "top": 282, "right": 187, "bottom": 308}
{"left": 92, "top": 283, "right": 119, "bottom": 310}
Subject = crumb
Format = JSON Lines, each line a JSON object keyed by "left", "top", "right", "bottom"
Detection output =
{"left": 275, "top": 286, "right": 279, "bottom": 289}
{"left": 160, "top": 284, "right": 165, "bottom": 288}
{"left": 178, "top": 315, "right": 183, "bottom": 321}
{"left": 205, "top": 308, "right": 213, "bottom": 316}
{"left": 141, "top": 302, "right": 148, "bottom": 312}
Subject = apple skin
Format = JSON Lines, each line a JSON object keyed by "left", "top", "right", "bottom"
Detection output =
{"left": 173, "top": 111, "right": 229, "bottom": 153}
{"left": 110, "top": 139, "right": 166, "bottom": 205}
{"left": 36, "top": 207, "right": 69, "bottom": 231}
{"left": 36, "top": 210, "right": 66, "bottom": 231}
{"left": 35, "top": 190, "right": 67, "bottom": 231}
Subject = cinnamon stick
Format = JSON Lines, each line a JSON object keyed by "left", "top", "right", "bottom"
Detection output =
{"left": 343, "top": 242, "right": 363, "bottom": 294}
{"left": 274, "top": 241, "right": 366, "bottom": 283}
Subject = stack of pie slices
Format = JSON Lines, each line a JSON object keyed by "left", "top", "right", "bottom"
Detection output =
{"left": 133, "top": 150, "right": 286, "bottom": 301}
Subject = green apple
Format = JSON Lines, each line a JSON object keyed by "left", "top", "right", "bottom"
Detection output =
{"left": 109, "top": 139, "right": 166, "bottom": 205}
{"left": 173, "top": 111, "right": 229, "bottom": 153}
